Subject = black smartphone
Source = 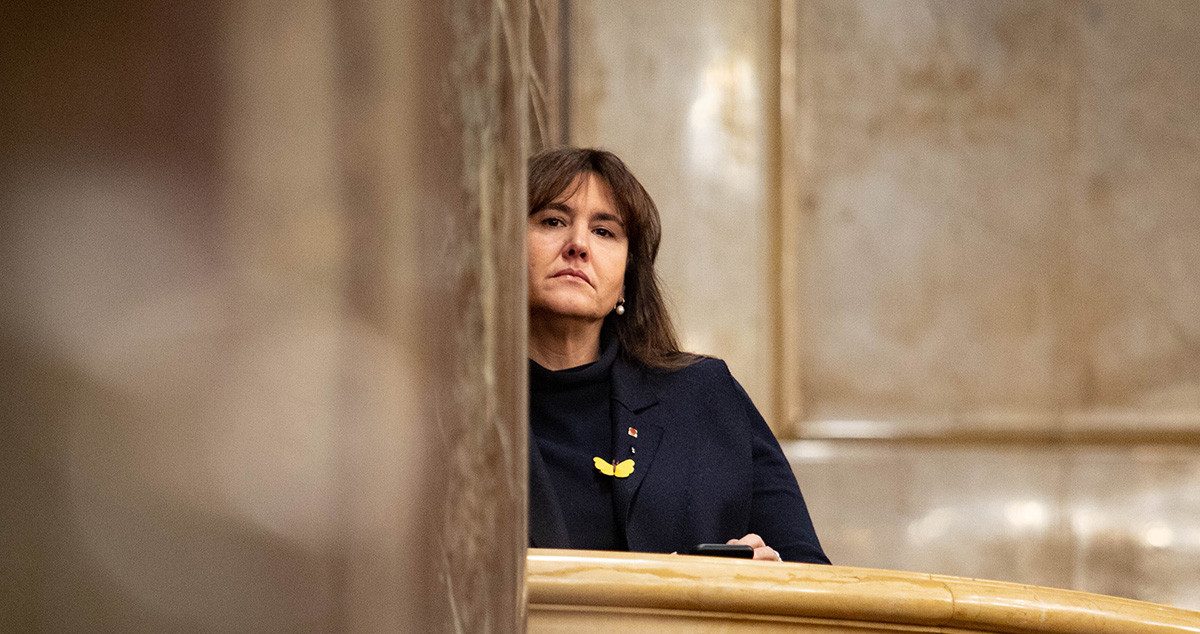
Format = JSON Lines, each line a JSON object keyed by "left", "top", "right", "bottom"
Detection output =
{"left": 690, "top": 543, "right": 754, "bottom": 558}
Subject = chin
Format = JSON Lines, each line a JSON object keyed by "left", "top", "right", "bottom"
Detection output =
{"left": 532, "top": 300, "right": 605, "bottom": 323}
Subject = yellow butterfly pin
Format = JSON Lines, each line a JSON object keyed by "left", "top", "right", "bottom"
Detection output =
{"left": 593, "top": 457, "right": 635, "bottom": 478}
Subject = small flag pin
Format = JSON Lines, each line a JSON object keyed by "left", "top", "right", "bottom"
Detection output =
{"left": 628, "top": 427, "right": 638, "bottom": 438}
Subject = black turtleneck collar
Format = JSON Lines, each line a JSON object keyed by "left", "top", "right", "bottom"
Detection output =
{"left": 527, "top": 326, "right": 625, "bottom": 551}
{"left": 529, "top": 326, "right": 619, "bottom": 390}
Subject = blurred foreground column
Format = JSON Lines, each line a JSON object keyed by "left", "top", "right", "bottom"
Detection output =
{"left": 1, "top": 0, "right": 528, "bottom": 631}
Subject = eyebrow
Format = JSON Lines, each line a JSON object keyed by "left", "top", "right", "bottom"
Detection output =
{"left": 593, "top": 211, "right": 625, "bottom": 227}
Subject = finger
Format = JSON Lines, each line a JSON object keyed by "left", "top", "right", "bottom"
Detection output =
{"left": 737, "top": 533, "right": 766, "bottom": 549}
{"left": 752, "top": 546, "right": 781, "bottom": 562}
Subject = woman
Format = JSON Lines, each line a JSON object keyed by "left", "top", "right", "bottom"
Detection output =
{"left": 526, "top": 147, "right": 828, "bottom": 564}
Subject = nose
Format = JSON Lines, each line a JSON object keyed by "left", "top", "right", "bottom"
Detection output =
{"left": 563, "top": 231, "right": 588, "bottom": 260}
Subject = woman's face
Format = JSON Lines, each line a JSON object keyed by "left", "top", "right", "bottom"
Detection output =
{"left": 527, "top": 172, "right": 628, "bottom": 325}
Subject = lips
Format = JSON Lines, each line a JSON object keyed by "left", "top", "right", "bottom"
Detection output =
{"left": 552, "top": 268, "right": 592, "bottom": 286}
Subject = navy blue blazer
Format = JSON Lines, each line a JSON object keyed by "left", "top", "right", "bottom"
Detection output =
{"left": 529, "top": 355, "right": 829, "bottom": 564}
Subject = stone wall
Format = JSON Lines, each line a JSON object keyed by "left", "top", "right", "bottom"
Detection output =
{"left": 568, "top": 0, "right": 1200, "bottom": 608}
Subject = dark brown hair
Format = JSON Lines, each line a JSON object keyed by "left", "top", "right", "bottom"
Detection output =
{"left": 528, "top": 146, "right": 700, "bottom": 371}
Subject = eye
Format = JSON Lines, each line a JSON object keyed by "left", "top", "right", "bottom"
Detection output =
{"left": 593, "top": 227, "right": 614, "bottom": 238}
{"left": 541, "top": 216, "right": 566, "bottom": 227}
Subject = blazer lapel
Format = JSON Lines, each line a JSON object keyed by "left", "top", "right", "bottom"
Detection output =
{"left": 610, "top": 358, "right": 663, "bottom": 533}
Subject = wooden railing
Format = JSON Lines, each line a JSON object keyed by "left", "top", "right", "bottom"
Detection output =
{"left": 527, "top": 549, "right": 1200, "bottom": 633}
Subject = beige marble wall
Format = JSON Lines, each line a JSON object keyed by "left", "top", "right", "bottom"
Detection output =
{"left": 793, "top": 0, "right": 1076, "bottom": 424}
{"left": 568, "top": 0, "right": 781, "bottom": 419}
{"left": 1067, "top": 1, "right": 1200, "bottom": 413}
{"left": 787, "top": 0, "right": 1200, "bottom": 610}
{"left": 569, "top": 0, "right": 1200, "bottom": 429}
{"left": 789, "top": 440, "right": 1200, "bottom": 610}
{"left": 793, "top": 0, "right": 1200, "bottom": 430}
{"left": 1, "top": 0, "right": 528, "bottom": 630}
{"left": 568, "top": 0, "right": 1200, "bottom": 610}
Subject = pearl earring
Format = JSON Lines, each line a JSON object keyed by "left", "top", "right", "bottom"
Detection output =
{"left": 615, "top": 299, "right": 626, "bottom": 315}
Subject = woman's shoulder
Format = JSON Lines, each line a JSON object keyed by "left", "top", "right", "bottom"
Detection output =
{"left": 638, "top": 354, "right": 743, "bottom": 396}
{"left": 676, "top": 354, "right": 731, "bottom": 378}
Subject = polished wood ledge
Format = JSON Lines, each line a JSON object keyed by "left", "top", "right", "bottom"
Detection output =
{"left": 527, "top": 549, "right": 1200, "bottom": 633}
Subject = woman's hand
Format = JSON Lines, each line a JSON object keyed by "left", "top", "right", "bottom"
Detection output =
{"left": 727, "top": 533, "right": 782, "bottom": 561}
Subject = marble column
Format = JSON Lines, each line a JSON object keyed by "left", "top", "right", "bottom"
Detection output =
{"left": 1, "top": 0, "right": 529, "bottom": 630}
